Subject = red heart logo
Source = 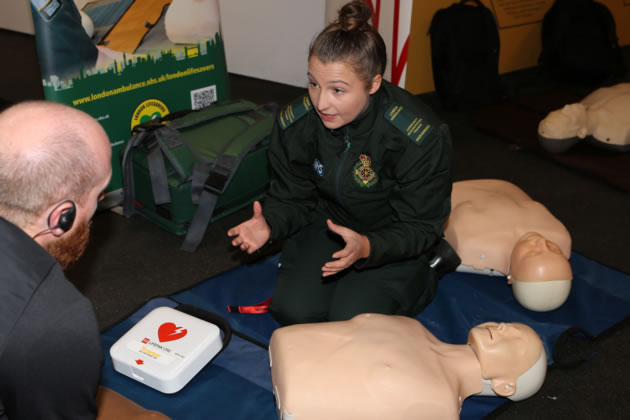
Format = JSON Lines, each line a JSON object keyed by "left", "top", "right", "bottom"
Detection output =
{"left": 158, "top": 322, "right": 187, "bottom": 342}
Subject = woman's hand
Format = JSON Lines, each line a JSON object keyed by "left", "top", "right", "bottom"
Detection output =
{"left": 227, "top": 201, "right": 271, "bottom": 254}
{"left": 322, "top": 219, "right": 370, "bottom": 277}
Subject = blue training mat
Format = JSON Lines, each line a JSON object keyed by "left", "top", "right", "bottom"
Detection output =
{"left": 102, "top": 252, "right": 630, "bottom": 420}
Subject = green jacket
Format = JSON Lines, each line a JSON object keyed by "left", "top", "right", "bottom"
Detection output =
{"left": 263, "top": 80, "right": 453, "bottom": 269}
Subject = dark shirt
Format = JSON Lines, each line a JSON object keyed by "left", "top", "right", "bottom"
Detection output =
{"left": 263, "top": 80, "right": 453, "bottom": 268}
{"left": 0, "top": 217, "right": 103, "bottom": 420}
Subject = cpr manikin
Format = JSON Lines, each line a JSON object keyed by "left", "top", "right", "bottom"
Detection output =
{"left": 538, "top": 83, "right": 630, "bottom": 153}
{"left": 269, "top": 313, "right": 546, "bottom": 420}
{"left": 443, "top": 179, "right": 572, "bottom": 311}
{"left": 164, "top": 0, "right": 221, "bottom": 44}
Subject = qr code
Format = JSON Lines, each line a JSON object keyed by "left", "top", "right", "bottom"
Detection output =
{"left": 190, "top": 85, "right": 217, "bottom": 110}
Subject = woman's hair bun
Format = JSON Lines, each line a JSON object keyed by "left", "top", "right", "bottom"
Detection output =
{"left": 338, "top": 1, "right": 372, "bottom": 31}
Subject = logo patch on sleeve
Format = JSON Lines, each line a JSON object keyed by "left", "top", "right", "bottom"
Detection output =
{"left": 385, "top": 104, "right": 433, "bottom": 146}
{"left": 278, "top": 95, "right": 312, "bottom": 130}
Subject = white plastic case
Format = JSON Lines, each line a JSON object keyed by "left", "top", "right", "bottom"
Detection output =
{"left": 110, "top": 306, "right": 222, "bottom": 394}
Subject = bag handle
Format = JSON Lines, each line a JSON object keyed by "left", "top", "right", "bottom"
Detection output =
{"left": 181, "top": 110, "right": 273, "bottom": 252}
{"left": 174, "top": 304, "right": 232, "bottom": 360}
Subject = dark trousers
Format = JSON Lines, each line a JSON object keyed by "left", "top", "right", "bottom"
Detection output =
{"left": 268, "top": 220, "right": 438, "bottom": 325}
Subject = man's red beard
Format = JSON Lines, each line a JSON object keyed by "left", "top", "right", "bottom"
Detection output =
{"left": 46, "top": 220, "right": 91, "bottom": 270}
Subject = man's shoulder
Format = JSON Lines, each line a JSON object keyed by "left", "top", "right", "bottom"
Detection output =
{"left": 14, "top": 268, "right": 97, "bottom": 338}
{"left": 0, "top": 217, "right": 57, "bottom": 280}
{"left": 0, "top": 269, "right": 102, "bottom": 420}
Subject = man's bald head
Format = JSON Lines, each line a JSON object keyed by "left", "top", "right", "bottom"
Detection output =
{"left": 0, "top": 101, "right": 111, "bottom": 228}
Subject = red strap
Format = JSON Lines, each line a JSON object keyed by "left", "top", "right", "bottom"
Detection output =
{"left": 227, "top": 297, "right": 272, "bottom": 314}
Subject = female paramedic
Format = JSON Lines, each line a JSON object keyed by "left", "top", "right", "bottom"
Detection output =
{"left": 228, "top": 1, "right": 453, "bottom": 325}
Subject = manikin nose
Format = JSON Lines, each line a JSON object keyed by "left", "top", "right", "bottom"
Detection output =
{"left": 533, "top": 236, "right": 547, "bottom": 249}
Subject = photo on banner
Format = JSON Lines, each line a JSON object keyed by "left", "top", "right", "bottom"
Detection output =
{"left": 29, "top": 0, "right": 230, "bottom": 193}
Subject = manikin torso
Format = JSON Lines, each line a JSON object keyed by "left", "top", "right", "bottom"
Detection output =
{"left": 538, "top": 83, "right": 630, "bottom": 152}
{"left": 581, "top": 83, "right": 630, "bottom": 147}
{"left": 445, "top": 179, "right": 571, "bottom": 275}
{"left": 270, "top": 313, "right": 482, "bottom": 420}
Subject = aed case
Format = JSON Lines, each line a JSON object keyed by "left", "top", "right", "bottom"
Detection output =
{"left": 110, "top": 306, "right": 222, "bottom": 394}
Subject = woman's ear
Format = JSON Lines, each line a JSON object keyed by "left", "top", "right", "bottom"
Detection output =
{"left": 369, "top": 74, "right": 382, "bottom": 95}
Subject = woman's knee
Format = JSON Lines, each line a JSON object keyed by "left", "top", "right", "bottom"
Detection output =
{"left": 269, "top": 296, "right": 328, "bottom": 325}
{"left": 327, "top": 297, "right": 400, "bottom": 322}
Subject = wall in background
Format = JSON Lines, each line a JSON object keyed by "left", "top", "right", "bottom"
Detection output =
{"left": 327, "top": 0, "right": 414, "bottom": 87}
{"left": 222, "top": 0, "right": 414, "bottom": 88}
{"left": 406, "top": 0, "right": 630, "bottom": 94}
{"left": 0, "top": 0, "right": 34, "bottom": 34}
{"left": 218, "top": 0, "right": 326, "bottom": 87}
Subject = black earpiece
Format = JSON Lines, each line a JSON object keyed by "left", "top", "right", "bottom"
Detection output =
{"left": 49, "top": 200, "right": 76, "bottom": 232}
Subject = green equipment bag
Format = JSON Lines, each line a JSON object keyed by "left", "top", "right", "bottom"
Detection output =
{"left": 121, "top": 99, "right": 275, "bottom": 252}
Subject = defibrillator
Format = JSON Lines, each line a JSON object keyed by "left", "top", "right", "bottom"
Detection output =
{"left": 110, "top": 305, "right": 231, "bottom": 394}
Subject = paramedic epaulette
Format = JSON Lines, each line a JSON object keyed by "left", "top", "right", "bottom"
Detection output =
{"left": 384, "top": 103, "right": 434, "bottom": 146}
{"left": 278, "top": 95, "right": 312, "bottom": 130}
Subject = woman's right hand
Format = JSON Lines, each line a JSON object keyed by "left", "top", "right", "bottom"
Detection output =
{"left": 227, "top": 201, "right": 271, "bottom": 254}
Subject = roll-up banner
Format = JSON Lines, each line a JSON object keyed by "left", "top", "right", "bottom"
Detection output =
{"left": 30, "top": 0, "right": 230, "bottom": 193}
{"left": 363, "top": 0, "right": 413, "bottom": 88}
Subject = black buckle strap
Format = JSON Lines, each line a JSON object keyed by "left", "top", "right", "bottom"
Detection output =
{"left": 146, "top": 145, "right": 171, "bottom": 205}
{"left": 183, "top": 155, "right": 237, "bottom": 252}
{"left": 205, "top": 155, "right": 236, "bottom": 194}
{"left": 131, "top": 118, "right": 164, "bottom": 134}
{"left": 122, "top": 131, "right": 153, "bottom": 216}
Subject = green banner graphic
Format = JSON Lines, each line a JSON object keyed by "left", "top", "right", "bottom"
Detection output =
{"left": 30, "top": 0, "right": 230, "bottom": 193}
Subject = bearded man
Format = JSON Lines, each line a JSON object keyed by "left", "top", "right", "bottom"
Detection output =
{"left": 0, "top": 101, "right": 168, "bottom": 420}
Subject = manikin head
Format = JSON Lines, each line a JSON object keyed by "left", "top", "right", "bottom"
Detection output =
{"left": 0, "top": 101, "right": 112, "bottom": 269}
{"left": 307, "top": 1, "right": 384, "bottom": 130}
{"left": 538, "top": 103, "right": 588, "bottom": 153}
{"left": 508, "top": 232, "right": 572, "bottom": 312}
{"left": 468, "top": 322, "right": 547, "bottom": 401}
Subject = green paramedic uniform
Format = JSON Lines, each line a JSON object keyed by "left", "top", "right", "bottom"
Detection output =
{"left": 263, "top": 80, "right": 453, "bottom": 325}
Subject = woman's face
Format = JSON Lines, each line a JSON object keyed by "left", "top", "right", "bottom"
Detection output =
{"left": 307, "top": 56, "right": 381, "bottom": 130}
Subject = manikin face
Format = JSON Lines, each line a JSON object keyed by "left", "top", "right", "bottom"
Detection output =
{"left": 509, "top": 232, "right": 572, "bottom": 283}
{"left": 468, "top": 322, "right": 542, "bottom": 396}
{"left": 538, "top": 103, "right": 588, "bottom": 140}
{"left": 307, "top": 56, "right": 381, "bottom": 130}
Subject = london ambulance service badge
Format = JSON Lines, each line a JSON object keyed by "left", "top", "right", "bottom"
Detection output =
{"left": 353, "top": 154, "right": 378, "bottom": 187}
